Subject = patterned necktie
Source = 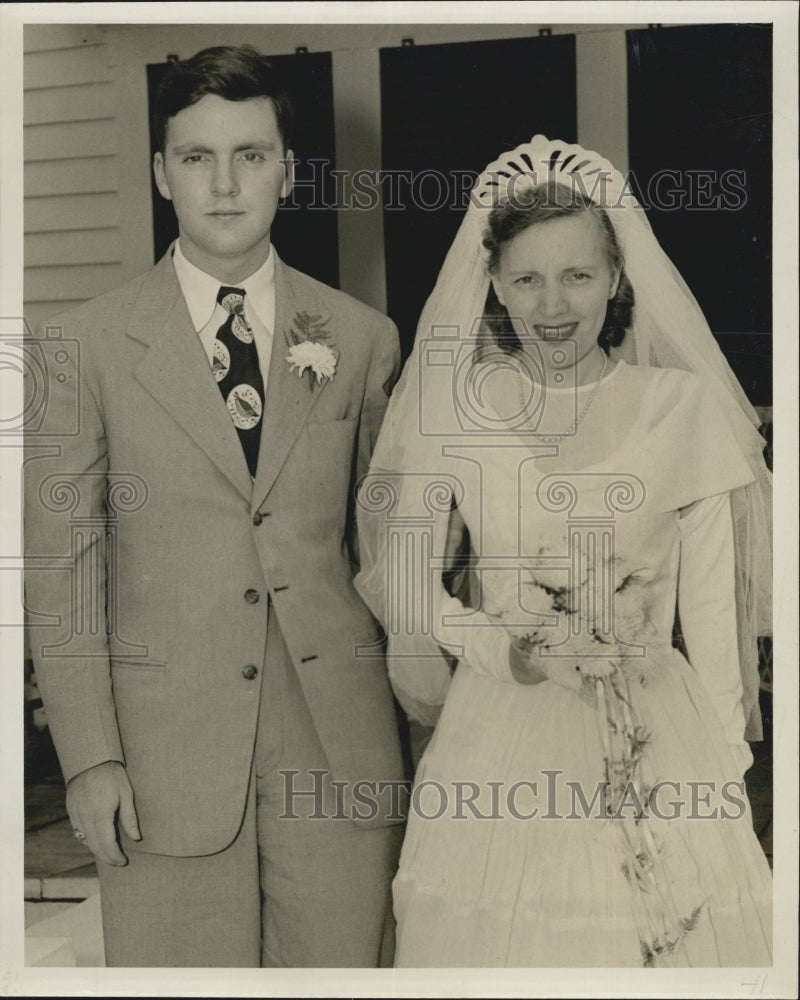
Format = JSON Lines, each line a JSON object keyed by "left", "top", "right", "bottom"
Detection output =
{"left": 213, "top": 286, "right": 264, "bottom": 478}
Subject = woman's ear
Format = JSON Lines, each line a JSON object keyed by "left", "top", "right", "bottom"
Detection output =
{"left": 609, "top": 269, "right": 621, "bottom": 300}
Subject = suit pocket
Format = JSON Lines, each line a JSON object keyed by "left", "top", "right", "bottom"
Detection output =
{"left": 111, "top": 656, "right": 167, "bottom": 674}
{"left": 306, "top": 415, "right": 357, "bottom": 440}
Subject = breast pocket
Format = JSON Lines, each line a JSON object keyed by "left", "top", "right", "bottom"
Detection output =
{"left": 306, "top": 415, "right": 357, "bottom": 443}
{"left": 306, "top": 416, "right": 358, "bottom": 482}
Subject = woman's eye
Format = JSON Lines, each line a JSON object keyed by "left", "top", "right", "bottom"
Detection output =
{"left": 514, "top": 275, "right": 536, "bottom": 286}
{"left": 566, "top": 272, "right": 592, "bottom": 283}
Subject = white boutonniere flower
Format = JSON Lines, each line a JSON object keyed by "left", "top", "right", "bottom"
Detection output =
{"left": 287, "top": 341, "right": 337, "bottom": 383}
{"left": 285, "top": 311, "right": 338, "bottom": 389}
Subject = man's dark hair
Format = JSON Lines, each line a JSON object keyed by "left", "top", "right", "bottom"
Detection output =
{"left": 152, "top": 45, "right": 294, "bottom": 153}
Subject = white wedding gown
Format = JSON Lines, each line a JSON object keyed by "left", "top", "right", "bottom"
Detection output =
{"left": 392, "top": 362, "right": 772, "bottom": 967}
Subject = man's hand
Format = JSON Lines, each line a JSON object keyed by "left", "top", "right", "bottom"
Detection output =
{"left": 508, "top": 637, "right": 550, "bottom": 685}
{"left": 65, "top": 761, "right": 141, "bottom": 866}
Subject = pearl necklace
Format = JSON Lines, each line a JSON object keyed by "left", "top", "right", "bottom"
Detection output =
{"left": 515, "top": 351, "right": 608, "bottom": 443}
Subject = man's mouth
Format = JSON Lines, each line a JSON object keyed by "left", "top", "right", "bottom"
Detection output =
{"left": 534, "top": 323, "right": 579, "bottom": 339}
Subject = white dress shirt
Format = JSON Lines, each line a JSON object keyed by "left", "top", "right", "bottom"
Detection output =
{"left": 172, "top": 240, "right": 276, "bottom": 390}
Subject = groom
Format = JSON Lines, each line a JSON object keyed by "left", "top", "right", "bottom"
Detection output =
{"left": 24, "top": 45, "right": 404, "bottom": 967}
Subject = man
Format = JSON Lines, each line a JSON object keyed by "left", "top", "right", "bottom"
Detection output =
{"left": 24, "top": 45, "right": 405, "bottom": 968}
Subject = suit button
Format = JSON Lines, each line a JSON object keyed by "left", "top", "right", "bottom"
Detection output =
{"left": 253, "top": 511, "right": 270, "bottom": 526}
{"left": 242, "top": 664, "right": 258, "bottom": 680}
{"left": 244, "top": 589, "right": 260, "bottom": 604}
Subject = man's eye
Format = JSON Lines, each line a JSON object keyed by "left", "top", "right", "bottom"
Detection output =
{"left": 515, "top": 275, "right": 535, "bottom": 286}
{"left": 182, "top": 154, "right": 205, "bottom": 164}
{"left": 242, "top": 152, "right": 266, "bottom": 162}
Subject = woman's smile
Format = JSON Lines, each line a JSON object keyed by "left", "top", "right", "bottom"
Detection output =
{"left": 534, "top": 322, "right": 579, "bottom": 339}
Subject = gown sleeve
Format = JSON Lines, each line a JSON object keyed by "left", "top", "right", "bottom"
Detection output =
{"left": 437, "top": 592, "right": 517, "bottom": 684}
{"left": 635, "top": 369, "right": 756, "bottom": 513}
{"left": 677, "top": 492, "right": 754, "bottom": 777}
{"left": 384, "top": 588, "right": 516, "bottom": 729}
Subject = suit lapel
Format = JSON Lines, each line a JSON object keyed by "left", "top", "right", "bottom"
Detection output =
{"left": 251, "top": 256, "right": 330, "bottom": 510}
{"left": 128, "top": 250, "right": 253, "bottom": 501}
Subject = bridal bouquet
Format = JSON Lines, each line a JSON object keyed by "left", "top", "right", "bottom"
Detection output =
{"left": 480, "top": 548, "right": 657, "bottom": 694}
{"left": 481, "top": 549, "right": 707, "bottom": 966}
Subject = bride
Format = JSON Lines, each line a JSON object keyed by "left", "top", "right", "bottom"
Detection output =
{"left": 355, "top": 136, "right": 772, "bottom": 967}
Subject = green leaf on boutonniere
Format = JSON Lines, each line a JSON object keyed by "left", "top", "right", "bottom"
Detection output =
{"left": 286, "top": 310, "right": 332, "bottom": 346}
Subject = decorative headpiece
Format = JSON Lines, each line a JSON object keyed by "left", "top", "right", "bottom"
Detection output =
{"left": 475, "top": 136, "right": 627, "bottom": 207}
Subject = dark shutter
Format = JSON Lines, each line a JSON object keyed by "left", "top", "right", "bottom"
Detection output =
{"left": 627, "top": 24, "right": 772, "bottom": 405}
{"left": 381, "top": 34, "right": 577, "bottom": 357}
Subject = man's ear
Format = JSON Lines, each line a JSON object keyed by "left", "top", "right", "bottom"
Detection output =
{"left": 490, "top": 274, "right": 506, "bottom": 307}
{"left": 281, "top": 149, "right": 295, "bottom": 200}
{"left": 153, "top": 152, "right": 172, "bottom": 202}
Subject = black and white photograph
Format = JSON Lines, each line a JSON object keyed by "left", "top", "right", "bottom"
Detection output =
{"left": 1, "top": 2, "right": 797, "bottom": 995}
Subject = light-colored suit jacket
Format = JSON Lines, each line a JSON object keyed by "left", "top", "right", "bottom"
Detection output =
{"left": 24, "top": 247, "right": 405, "bottom": 856}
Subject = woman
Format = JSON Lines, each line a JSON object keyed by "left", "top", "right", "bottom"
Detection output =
{"left": 355, "top": 137, "right": 772, "bottom": 967}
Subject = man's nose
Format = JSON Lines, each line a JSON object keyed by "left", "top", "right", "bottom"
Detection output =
{"left": 211, "top": 159, "right": 239, "bottom": 197}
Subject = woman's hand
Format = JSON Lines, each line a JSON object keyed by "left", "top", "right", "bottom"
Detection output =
{"left": 508, "top": 637, "right": 550, "bottom": 685}
{"left": 508, "top": 635, "right": 598, "bottom": 691}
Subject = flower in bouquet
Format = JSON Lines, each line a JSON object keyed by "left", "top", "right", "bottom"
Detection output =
{"left": 482, "top": 571, "right": 563, "bottom": 664}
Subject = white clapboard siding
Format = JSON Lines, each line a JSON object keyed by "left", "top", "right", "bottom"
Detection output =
{"left": 23, "top": 23, "right": 107, "bottom": 54}
{"left": 25, "top": 229, "right": 122, "bottom": 268}
{"left": 24, "top": 83, "right": 117, "bottom": 126}
{"left": 25, "top": 120, "right": 116, "bottom": 162}
{"left": 25, "top": 192, "right": 122, "bottom": 234}
{"left": 26, "top": 264, "right": 122, "bottom": 304}
{"left": 23, "top": 45, "right": 112, "bottom": 91}
{"left": 24, "top": 26, "right": 128, "bottom": 328}
{"left": 25, "top": 158, "right": 119, "bottom": 198}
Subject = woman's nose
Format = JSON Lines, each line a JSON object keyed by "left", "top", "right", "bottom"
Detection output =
{"left": 211, "top": 160, "right": 239, "bottom": 197}
{"left": 540, "top": 282, "right": 567, "bottom": 317}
